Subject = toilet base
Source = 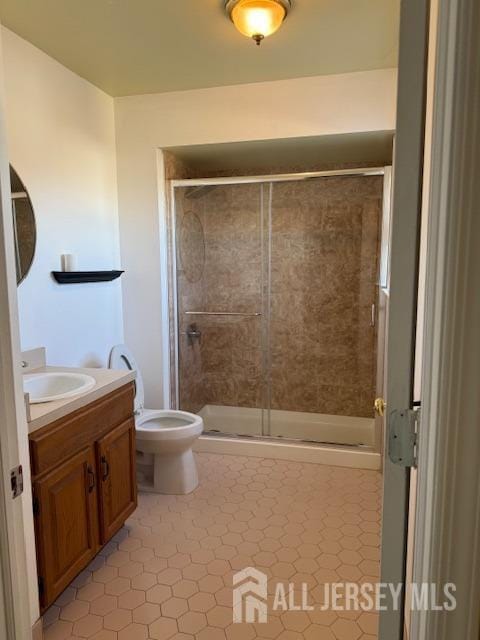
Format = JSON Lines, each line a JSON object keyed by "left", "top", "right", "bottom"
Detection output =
{"left": 155, "top": 449, "right": 199, "bottom": 494}
{"left": 136, "top": 449, "right": 199, "bottom": 495}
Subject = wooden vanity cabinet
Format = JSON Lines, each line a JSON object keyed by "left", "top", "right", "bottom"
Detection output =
{"left": 29, "top": 383, "right": 137, "bottom": 610}
{"left": 96, "top": 419, "right": 137, "bottom": 543}
{"left": 33, "top": 447, "right": 99, "bottom": 605}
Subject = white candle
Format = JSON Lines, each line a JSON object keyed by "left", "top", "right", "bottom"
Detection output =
{"left": 61, "top": 253, "right": 76, "bottom": 272}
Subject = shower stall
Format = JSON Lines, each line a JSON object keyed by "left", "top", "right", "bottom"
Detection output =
{"left": 167, "top": 168, "right": 389, "bottom": 460}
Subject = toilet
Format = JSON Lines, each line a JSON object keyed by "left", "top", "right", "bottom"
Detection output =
{"left": 109, "top": 345, "right": 203, "bottom": 495}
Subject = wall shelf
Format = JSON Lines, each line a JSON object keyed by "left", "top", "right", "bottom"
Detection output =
{"left": 51, "top": 270, "right": 124, "bottom": 284}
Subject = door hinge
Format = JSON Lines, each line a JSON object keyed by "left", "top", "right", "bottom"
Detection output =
{"left": 10, "top": 465, "right": 23, "bottom": 499}
{"left": 388, "top": 407, "right": 420, "bottom": 468}
{"left": 38, "top": 576, "right": 44, "bottom": 596}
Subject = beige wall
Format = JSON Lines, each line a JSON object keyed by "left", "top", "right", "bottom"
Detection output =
{"left": 2, "top": 28, "right": 123, "bottom": 368}
{"left": 115, "top": 69, "right": 397, "bottom": 407}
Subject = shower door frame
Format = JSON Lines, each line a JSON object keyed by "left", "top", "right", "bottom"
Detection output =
{"left": 167, "top": 166, "right": 388, "bottom": 451}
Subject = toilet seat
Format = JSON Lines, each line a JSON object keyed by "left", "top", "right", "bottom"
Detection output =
{"left": 136, "top": 409, "right": 203, "bottom": 441}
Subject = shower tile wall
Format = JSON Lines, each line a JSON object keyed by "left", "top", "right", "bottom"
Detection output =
{"left": 202, "top": 185, "right": 264, "bottom": 410}
{"left": 176, "top": 189, "right": 206, "bottom": 413}
{"left": 270, "top": 176, "right": 382, "bottom": 418}
{"left": 176, "top": 176, "right": 382, "bottom": 419}
{"left": 177, "top": 184, "right": 264, "bottom": 413}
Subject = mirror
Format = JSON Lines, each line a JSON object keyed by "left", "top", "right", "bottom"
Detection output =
{"left": 10, "top": 166, "right": 36, "bottom": 285}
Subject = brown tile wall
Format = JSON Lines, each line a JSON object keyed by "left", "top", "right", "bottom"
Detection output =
{"left": 269, "top": 177, "right": 381, "bottom": 418}
{"left": 176, "top": 176, "right": 382, "bottom": 419}
{"left": 177, "top": 184, "right": 264, "bottom": 413}
{"left": 175, "top": 189, "right": 208, "bottom": 413}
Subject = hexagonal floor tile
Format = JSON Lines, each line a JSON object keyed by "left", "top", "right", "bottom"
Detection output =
{"left": 42, "top": 453, "right": 382, "bottom": 640}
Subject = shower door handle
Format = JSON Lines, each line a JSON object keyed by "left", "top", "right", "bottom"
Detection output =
{"left": 183, "top": 324, "right": 202, "bottom": 345}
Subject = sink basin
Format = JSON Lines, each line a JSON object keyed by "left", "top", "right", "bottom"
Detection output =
{"left": 23, "top": 372, "right": 96, "bottom": 404}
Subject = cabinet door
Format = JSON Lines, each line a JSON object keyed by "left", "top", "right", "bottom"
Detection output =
{"left": 33, "top": 447, "right": 99, "bottom": 608}
{"left": 96, "top": 418, "right": 137, "bottom": 543}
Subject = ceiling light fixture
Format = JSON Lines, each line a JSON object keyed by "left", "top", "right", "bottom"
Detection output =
{"left": 225, "top": 0, "right": 292, "bottom": 46}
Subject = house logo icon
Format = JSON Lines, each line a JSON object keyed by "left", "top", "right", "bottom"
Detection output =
{"left": 232, "top": 567, "right": 268, "bottom": 623}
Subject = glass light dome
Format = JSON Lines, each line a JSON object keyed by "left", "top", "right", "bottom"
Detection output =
{"left": 228, "top": 0, "right": 290, "bottom": 45}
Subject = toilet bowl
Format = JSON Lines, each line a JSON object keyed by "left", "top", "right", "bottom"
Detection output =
{"left": 109, "top": 345, "right": 203, "bottom": 494}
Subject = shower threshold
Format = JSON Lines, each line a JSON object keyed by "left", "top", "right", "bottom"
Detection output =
{"left": 194, "top": 405, "right": 380, "bottom": 470}
{"left": 202, "top": 428, "right": 372, "bottom": 449}
{"left": 198, "top": 404, "right": 375, "bottom": 446}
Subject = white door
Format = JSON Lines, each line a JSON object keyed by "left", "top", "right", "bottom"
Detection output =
{"left": 378, "top": 0, "right": 430, "bottom": 637}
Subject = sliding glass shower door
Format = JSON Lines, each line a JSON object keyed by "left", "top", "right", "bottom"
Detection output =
{"left": 174, "top": 182, "right": 266, "bottom": 437}
{"left": 268, "top": 176, "right": 382, "bottom": 446}
{"left": 172, "top": 171, "right": 383, "bottom": 447}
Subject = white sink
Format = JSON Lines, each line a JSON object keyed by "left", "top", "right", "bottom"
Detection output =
{"left": 23, "top": 372, "right": 96, "bottom": 404}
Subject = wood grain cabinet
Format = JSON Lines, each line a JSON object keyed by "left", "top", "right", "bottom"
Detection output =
{"left": 29, "top": 383, "right": 137, "bottom": 610}
{"left": 96, "top": 419, "right": 137, "bottom": 543}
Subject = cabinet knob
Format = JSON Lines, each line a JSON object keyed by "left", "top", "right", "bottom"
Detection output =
{"left": 101, "top": 456, "right": 110, "bottom": 481}
{"left": 87, "top": 466, "right": 96, "bottom": 493}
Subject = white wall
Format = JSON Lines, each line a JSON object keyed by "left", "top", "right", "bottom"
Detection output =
{"left": 2, "top": 28, "right": 123, "bottom": 368}
{"left": 114, "top": 69, "right": 397, "bottom": 407}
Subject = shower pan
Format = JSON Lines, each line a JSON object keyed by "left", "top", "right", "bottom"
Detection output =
{"left": 167, "top": 168, "right": 390, "bottom": 458}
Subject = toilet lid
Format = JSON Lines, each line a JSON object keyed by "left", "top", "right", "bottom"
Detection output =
{"left": 109, "top": 344, "right": 144, "bottom": 412}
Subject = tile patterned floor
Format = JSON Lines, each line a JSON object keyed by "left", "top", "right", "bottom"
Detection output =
{"left": 43, "top": 453, "right": 382, "bottom": 640}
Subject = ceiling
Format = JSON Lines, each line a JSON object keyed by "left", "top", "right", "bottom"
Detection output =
{"left": 166, "top": 132, "right": 394, "bottom": 176}
{"left": 0, "top": 0, "right": 400, "bottom": 97}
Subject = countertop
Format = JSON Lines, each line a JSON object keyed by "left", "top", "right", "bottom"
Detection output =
{"left": 27, "top": 366, "right": 136, "bottom": 434}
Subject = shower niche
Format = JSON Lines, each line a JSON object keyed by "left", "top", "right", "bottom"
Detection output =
{"left": 169, "top": 169, "right": 389, "bottom": 450}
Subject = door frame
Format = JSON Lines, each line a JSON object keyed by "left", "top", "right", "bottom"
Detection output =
{"left": 378, "top": 0, "right": 430, "bottom": 634}
{"left": 409, "top": 0, "right": 480, "bottom": 637}
{"left": 0, "top": 26, "right": 38, "bottom": 640}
